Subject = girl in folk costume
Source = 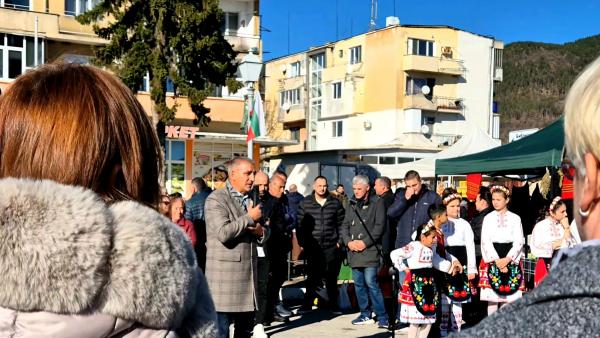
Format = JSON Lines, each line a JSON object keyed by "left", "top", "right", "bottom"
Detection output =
{"left": 531, "top": 197, "right": 577, "bottom": 286}
{"left": 439, "top": 191, "right": 477, "bottom": 336}
{"left": 478, "top": 185, "right": 525, "bottom": 315}
{"left": 391, "top": 223, "right": 462, "bottom": 338}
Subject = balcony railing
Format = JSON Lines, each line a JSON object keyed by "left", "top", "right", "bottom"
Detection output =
{"left": 404, "top": 94, "right": 463, "bottom": 113}
{"left": 404, "top": 54, "right": 465, "bottom": 76}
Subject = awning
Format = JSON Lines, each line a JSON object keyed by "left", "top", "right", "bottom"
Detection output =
{"left": 435, "top": 117, "right": 564, "bottom": 176}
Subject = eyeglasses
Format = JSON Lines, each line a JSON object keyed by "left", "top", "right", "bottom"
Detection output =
{"left": 561, "top": 159, "right": 576, "bottom": 180}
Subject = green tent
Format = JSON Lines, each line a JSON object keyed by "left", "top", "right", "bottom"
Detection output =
{"left": 436, "top": 117, "right": 564, "bottom": 176}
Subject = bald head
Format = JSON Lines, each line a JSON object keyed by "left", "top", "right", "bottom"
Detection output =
{"left": 255, "top": 171, "right": 269, "bottom": 198}
{"left": 269, "top": 175, "right": 286, "bottom": 198}
{"left": 289, "top": 184, "right": 298, "bottom": 193}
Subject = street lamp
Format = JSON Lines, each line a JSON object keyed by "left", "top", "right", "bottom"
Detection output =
{"left": 239, "top": 51, "right": 263, "bottom": 160}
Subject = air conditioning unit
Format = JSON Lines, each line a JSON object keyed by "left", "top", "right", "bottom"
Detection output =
{"left": 441, "top": 46, "right": 452, "bottom": 55}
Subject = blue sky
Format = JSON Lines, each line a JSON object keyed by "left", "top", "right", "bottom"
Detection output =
{"left": 260, "top": 0, "right": 600, "bottom": 60}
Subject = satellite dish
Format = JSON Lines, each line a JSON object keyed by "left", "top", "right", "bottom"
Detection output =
{"left": 421, "top": 124, "right": 430, "bottom": 134}
{"left": 282, "top": 102, "right": 292, "bottom": 111}
{"left": 421, "top": 85, "right": 431, "bottom": 95}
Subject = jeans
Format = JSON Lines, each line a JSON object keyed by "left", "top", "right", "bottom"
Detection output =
{"left": 216, "top": 312, "right": 254, "bottom": 338}
{"left": 352, "top": 266, "right": 388, "bottom": 321}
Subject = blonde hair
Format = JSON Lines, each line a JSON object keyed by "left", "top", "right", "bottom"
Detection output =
{"left": 565, "top": 56, "right": 600, "bottom": 175}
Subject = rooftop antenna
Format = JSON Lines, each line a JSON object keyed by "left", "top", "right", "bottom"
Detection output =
{"left": 369, "top": 0, "right": 377, "bottom": 31}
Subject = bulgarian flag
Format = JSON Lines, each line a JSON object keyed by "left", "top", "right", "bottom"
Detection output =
{"left": 246, "top": 89, "right": 266, "bottom": 142}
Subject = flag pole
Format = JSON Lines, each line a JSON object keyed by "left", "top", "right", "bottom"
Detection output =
{"left": 247, "top": 83, "right": 254, "bottom": 160}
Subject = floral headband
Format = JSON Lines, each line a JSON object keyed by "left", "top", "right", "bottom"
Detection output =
{"left": 443, "top": 193, "right": 462, "bottom": 205}
{"left": 490, "top": 185, "right": 510, "bottom": 197}
{"left": 422, "top": 222, "right": 435, "bottom": 234}
{"left": 549, "top": 196, "right": 562, "bottom": 212}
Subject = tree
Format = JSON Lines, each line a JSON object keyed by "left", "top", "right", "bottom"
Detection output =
{"left": 78, "top": 0, "right": 242, "bottom": 128}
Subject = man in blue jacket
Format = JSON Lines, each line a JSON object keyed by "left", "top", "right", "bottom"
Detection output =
{"left": 387, "top": 170, "right": 442, "bottom": 249}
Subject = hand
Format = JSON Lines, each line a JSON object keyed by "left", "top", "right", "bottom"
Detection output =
{"left": 246, "top": 222, "right": 264, "bottom": 237}
{"left": 405, "top": 187, "right": 414, "bottom": 200}
{"left": 500, "top": 266, "right": 508, "bottom": 273}
{"left": 353, "top": 240, "right": 367, "bottom": 252}
{"left": 247, "top": 200, "right": 262, "bottom": 222}
{"left": 347, "top": 241, "right": 359, "bottom": 252}
{"left": 451, "top": 260, "right": 463, "bottom": 275}
{"left": 560, "top": 217, "right": 570, "bottom": 228}
{"left": 495, "top": 257, "right": 510, "bottom": 269}
{"left": 468, "top": 273, "right": 476, "bottom": 281}
{"left": 551, "top": 239, "right": 564, "bottom": 250}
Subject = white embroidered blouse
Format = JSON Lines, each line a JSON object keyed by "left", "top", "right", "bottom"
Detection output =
{"left": 481, "top": 210, "right": 524, "bottom": 264}
{"left": 531, "top": 218, "right": 577, "bottom": 258}
{"left": 391, "top": 241, "right": 454, "bottom": 273}
{"left": 442, "top": 217, "right": 477, "bottom": 275}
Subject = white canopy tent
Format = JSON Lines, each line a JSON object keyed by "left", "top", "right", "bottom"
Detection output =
{"left": 380, "top": 125, "right": 501, "bottom": 179}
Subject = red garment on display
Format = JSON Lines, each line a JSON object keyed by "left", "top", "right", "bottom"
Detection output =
{"left": 467, "top": 174, "right": 483, "bottom": 201}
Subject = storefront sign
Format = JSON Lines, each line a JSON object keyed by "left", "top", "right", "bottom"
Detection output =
{"left": 165, "top": 125, "right": 200, "bottom": 139}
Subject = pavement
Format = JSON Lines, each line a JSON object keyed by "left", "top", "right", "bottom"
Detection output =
{"left": 265, "top": 307, "right": 409, "bottom": 338}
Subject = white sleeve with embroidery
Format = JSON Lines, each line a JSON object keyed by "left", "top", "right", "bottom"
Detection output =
{"left": 531, "top": 220, "right": 553, "bottom": 258}
{"left": 432, "top": 250, "right": 453, "bottom": 273}
{"left": 507, "top": 214, "right": 525, "bottom": 263}
{"left": 481, "top": 214, "right": 500, "bottom": 263}
{"left": 463, "top": 221, "right": 477, "bottom": 274}
{"left": 391, "top": 243, "right": 415, "bottom": 271}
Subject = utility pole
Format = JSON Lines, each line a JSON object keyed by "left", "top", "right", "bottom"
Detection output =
{"left": 369, "top": 0, "right": 377, "bottom": 31}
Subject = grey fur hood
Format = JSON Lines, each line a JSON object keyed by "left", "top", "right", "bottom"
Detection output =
{"left": 0, "top": 178, "right": 217, "bottom": 337}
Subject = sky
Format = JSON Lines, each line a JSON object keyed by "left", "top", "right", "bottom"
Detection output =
{"left": 260, "top": 0, "right": 600, "bottom": 60}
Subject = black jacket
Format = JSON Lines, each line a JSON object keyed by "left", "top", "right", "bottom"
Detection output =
{"left": 297, "top": 193, "right": 345, "bottom": 249}
{"left": 379, "top": 190, "right": 396, "bottom": 258}
{"left": 469, "top": 207, "right": 493, "bottom": 257}
{"left": 388, "top": 185, "right": 441, "bottom": 249}
{"left": 341, "top": 195, "right": 386, "bottom": 268}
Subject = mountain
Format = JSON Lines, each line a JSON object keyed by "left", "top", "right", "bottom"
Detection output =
{"left": 496, "top": 34, "right": 600, "bottom": 142}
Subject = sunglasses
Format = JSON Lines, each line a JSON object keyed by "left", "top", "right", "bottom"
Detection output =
{"left": 561, "top": 159, "right": 576, "bottom": 181}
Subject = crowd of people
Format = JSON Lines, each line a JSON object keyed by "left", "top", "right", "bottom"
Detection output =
{"left": 1, "top": 57, "right": 600, "bottom": 338}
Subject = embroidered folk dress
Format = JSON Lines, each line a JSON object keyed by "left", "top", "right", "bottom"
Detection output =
{"left": 478, "top": 210, "right": 525, "bottom": 303}
{"left": 531, "top": 218, "right": 577, "bottom": 286}
{"left": 391, "top": 241, "right": 453, "bottom": 324}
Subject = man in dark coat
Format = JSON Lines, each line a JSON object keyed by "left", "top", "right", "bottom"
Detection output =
{"left": 286, "top": 184, "right": 304, "bottom": 229}
{"left": 341, "top": 175, "right": 389, "bottom": 328}
{"left": 297, "top": 176, "right": 345, "bottom": 314}
{"left": 374, "top": 176, "right": 396, "bottom": 259}
{"left": 388, "top": 170, "right": 442, "bottom": 249}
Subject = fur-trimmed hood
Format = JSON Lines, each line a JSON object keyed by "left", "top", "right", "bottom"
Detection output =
{"left": 0, "top": 178, "right": 217, "bottom": 337}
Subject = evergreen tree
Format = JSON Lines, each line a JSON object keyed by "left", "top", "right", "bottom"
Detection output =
{"left": 78, "top": 0, "right": 242, "bottom": 127}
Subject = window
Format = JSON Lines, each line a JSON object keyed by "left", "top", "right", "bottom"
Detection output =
{"left": 408, "top": 38, "right": 434, "bottom": 57}
{"left": 221, "top": 12, "right": 240, "bottom": 35}
{"left": 279, "top": 88, "right": 300, "bottom": 107}
{"left": 1, "top": 0, "right": 29, "bottom": 10}
{"left": 397, "top": 157, "right": 414, "bottom": 164}
{"left": 289, "top": 61, "right": 301, "bottom": 78}
{"left": 349, "top": 46, "right": 362, "bottom": 64}
{"left": 310, "top": 53, "right": 325, "bottom": 98}
{"left": 360, "top": 156, "right": 377, "bottom": 164}
{"left": 64, "top": 0, "right": 98, "bottom": 16}
{"left": 332, "top": 120, "right": 343, "bottom": 138}
{"left": 332, "top": 82, "right": 342, "bottom": 99}
{"left": 379, "top": 156, "right": 395, "bottom": 165}
{"left": 0, "top": 34, "right": 44, "bottom": 80}
{"left": 405, "top": 76, "right": 435, "bottom": 95}
{"left": 165, "top": 140, "right": 186, "bottom": 194}
{"left": 494, "top": 48, "right": 503, "bottom": 69}
{"left": 290, "top": 127, "right": 300, "bottom": 141}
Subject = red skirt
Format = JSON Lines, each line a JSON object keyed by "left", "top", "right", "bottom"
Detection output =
{"left": 399, "top": 271, "right": 414, "bottom": 305}
{"left": 534, "top": 257, "right": 551, "bottom": 287}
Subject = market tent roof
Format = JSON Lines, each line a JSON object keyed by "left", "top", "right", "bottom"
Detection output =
{"left": 388, "top": 125, "right": 501, "bottom": 178}
{"left": 436, "top": 117, "right": 564, "bottom": 176}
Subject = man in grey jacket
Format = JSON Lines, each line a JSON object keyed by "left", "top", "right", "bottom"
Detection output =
{"left": 204, "top": 158, "right": 268, "bottom": 338}
{"left": 341, "top": 175, "right": 389, "bottom": 329}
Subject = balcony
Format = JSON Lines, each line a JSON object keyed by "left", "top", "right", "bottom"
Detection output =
{"left": 404, "top": 94, "right": 463, "bottom": 114}
{"left": 224, "top": 33, "right": 260, "bottom": 53}
{"left": 279, "top": 105, "right": 306, "bottom": 124}
{"left": 403, "top": 54, "right": 465, "bottom": 76}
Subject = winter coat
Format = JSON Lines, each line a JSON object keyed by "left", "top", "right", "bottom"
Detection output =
{"left": 388, "top": 185, "right": 442, "bottom": 249}
{"left": 379, "top": 190, "right": 396, "bottom": 258}
{"left": 286, "top": 191, "right": 305, "bottom": 228}
{"left": 204, "top": 186, "right": 268, "bottom": 313}
{"left": 0, "top": 178, "right": 217, "bottom": 338}
{"left": 297, "top": 193, "right": 345, "bottom": 250}
{"left": 451, "top": 242, "right": 600, "bottom": 337}
{"left": 469, "top": 207, "right": 493, "bottom": 257}
{"left": 340, "top": 195, "right": 386, "bottom": 268}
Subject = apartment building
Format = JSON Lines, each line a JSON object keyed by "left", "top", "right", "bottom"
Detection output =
{"left": 0, "top": 0, "right": 266, "bottom": 195}
{"left": 264, "top": 20, "right": 503, "bottom": 191}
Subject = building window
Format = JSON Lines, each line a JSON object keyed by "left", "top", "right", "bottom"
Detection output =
{"left": 221, "top": 12, "right": 240, "bottom": 35}
{"left": 360, "top": 156, "right": 377, "bottom": 164}
{"left": 492, "top": 114, "right": 500, "bottom": 139}
{"left": 1, "top": 0, "right": 30, "bottom": 10}
{"left": 349, "top": 46, "right": 362, "bottom": 64}
{"left": 165, "top": 140, "right": 186, "bottom": 194}
{"left": 280, "top": 88, "right": 300, "bottom": 107}
{"left": 0, "top": 34, "right": 44, "bottom": 80}
{"left": 64, "top": 0, "right": 98, "bottom": 16}
{"left": 379, "top": 156, "right": 395, "bottom": 165}
{"left": 332, "top": 82, "right": 342, "bottom": 99}
{"left": 289, "top": 61, "right": 301, "bottom": 77}
{"left": 310, "top": 52, "right": 325, "bottom": 98}
{"left": 290, "top": 127, "right": 300, "bottom": 141}
{"left": 332, "top": 120, "right": 343, "bottom": 138}
{"left": 406, "top": 76, "right": 435, "bottom": 95}
{"left": 494, "top": 48, "right": 503, "bottom": 69}
{"left": 408, "top": 38, "right": 434, "bottom": 57}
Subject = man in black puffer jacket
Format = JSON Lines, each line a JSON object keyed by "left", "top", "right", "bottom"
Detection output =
{"left": 297, "top": 175, "right": 345, "bottom": 314}
{"left": 388, "top": 170, "right": 442, "bottom": 249}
